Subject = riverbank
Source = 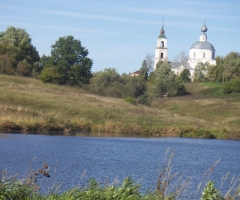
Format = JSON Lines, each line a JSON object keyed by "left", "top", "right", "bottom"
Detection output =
{"left": 0, "top": 74, "right": 239, "bottom": 140}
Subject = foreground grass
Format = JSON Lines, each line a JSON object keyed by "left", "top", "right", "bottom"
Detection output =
{"left": 0, "top": 75, "right": 240, "bottom": 140}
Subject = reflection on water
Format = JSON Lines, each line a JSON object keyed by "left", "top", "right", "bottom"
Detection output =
{"left": 0, "top": 132, "right": 239, "bottom": 199}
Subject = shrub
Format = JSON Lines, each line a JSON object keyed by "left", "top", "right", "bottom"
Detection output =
{"left": 124, "top": 97, "right": 136, "bottom": 105}
{"left": 223, "top": 78, "right": 240, "bottom": 94}
{"left": 137, "top": 92, "right": 150, "bottom": 106}
{"left": 201, "top": 181, "right": 224, "bottom": 200}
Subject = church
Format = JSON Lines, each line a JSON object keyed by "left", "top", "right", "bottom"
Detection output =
{"left": 154, "top": 22, "right": 216, "bottom": 80}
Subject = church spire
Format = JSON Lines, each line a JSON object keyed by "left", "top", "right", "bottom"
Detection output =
{"left": 159, "top": 18, "right": 166, "bottom": 38}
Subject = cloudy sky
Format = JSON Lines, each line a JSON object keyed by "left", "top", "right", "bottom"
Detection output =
{"left": 0, "top": 0, "right": 239, "bottom": 74}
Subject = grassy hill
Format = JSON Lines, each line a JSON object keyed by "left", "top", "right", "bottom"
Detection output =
{"left": 0, "top": 74, "right": 239, "bottom": 140}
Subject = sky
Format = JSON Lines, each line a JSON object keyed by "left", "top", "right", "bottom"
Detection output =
{"left": 0, "top": 0, "right": 240, "bottom": 74}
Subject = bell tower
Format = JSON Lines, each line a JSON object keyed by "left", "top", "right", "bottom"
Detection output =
{"left": 154, "top": 19, "right": 168, "bottom": 70}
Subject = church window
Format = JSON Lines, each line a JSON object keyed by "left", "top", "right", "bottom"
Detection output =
{"left": 161, "top": 41, "right": 164, "bottom": 47}
{"left": 161, "top": 53, "right": 164, "bottom": 58}
{"left": 194, "top": 52, "right": 196, "bottom": 57}
{"left": 203, "top": 52, "right": 205, "bottom": 58}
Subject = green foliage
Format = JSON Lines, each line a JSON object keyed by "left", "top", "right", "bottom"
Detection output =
{"left": 223, "top": 78, "right": 240, "bottom": 94}
{"left": 39, "top": 67, "right": 62, "bottom": 84}
{"left": 207, "top": 57, "right": 224, "bottom": 82}
{"left": 179, "top": 69, "right": 191, "bottom": 83}
{"left": 0, "top": 26, "right": 40, "bottom": 77}
{"left": 182, "top": 128, "right": 216, "bottom": 139}
{"left": 222, "top": 52, "right": 240, "bottom": 82}
{"left": 139, "top": 59, "right": 148, "bottom": 81}
{"left": 87, "top": 68, "right": 146, "bottom": 98}
{"left": 194, "top": 62, "right": 210, "bottom": 82}
{"left": 149, "top": 61, "right": 187, "bottom": 97}
{"left": 124, "top": 97, "right": 137, "bottom": 105}
{"left": 201, "top": 181, "right": 224, "bottom": 200}
{"left": 0, "top": 177, "right": 37, "bottom": 200}
{"left": 207, "top": 52, "right": 240, "bottom": 82}
{"left": 40, "top": 35, "right": 92, "bottom": 86}
{"left": 137, "top": 92, "right": 150, "bottom": 106}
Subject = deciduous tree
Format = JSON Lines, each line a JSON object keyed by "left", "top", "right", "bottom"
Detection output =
{"left": 139, "top": 60, "right": 148, "bottom": 81}
{"left": 194, "top": 62, "right": 210, "bottom": 82}
{"left": 40, "top": 35, "right": 92, "bottom": 86}
{"left": 149, "top": 61, "right": 187, "bottom": 97}
{"left": 0, "top": 26, "right": 40, "bottom": 76}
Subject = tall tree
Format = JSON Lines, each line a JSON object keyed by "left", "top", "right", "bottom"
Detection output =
{"left": 0, "top": 26, "right": 40, "bottom": 76}
{"left": 173, "top": 51, "right": 188, "bottom": 66}
{"left": 145, "top": 54, "right": 154, "bottom": 72}
{"left": 222, "top": 52, "right": 240, "bottom": 82}
{"left": 179, "top": 69, "right": 191, "bottom": 82}
{"left": 194, "top": 62, "right": 210, "bottom": 82}
{"left": 40, "top": 35, "right": 93, "bottom": 86}
{"left": 139, "top": 59, "right": 148, "bottom": 81}
{"left": 149, "top": 61, "right": 187, "bottom": 97}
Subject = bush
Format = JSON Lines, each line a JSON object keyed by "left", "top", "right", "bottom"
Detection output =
{"left": 223, "top": 78, "right": 240, "bottom": 94}
{"left": 39, "top": 67, "right": 61, "bottom": 84}
{"left": 201, "top": 181, "right": 224, "bottom": 200}
{"left": 137, "top": 92, "right": 150, "bottom": 106}
{"left": 124, "top": 97, "right": 136, "bottom": 105}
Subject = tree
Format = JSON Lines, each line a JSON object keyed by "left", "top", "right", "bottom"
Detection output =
{"left": 145, "top": 54, "right": 154, "bottom": 72}
{"left": 223, "top": 78, "right": 240, "bottom": 94}
{"left": 149, "top": 61, "right": 187, "bottom": 97}
{"left": 139, "top": 60, "right": 148, "bottom": 81}
{"left": 0, "top": 26, "right": 40, "bottom": 76}
{"left": 87, "top": 68, "right": 146, "bottom": 98}
{"left": 179, "top": 68, "right": 191, "bottom": 83}
{"left": 207, "top": 56, "right": 224, "bottom": 82}
{"left": 194, "top": 62, "right": 210, "bottom": 82}
{"left": 173, "top": 51, "right": 188, "bottom": 66}
{"left": 40, "top": 35, "right": 93, "bottom": 86}
{"left": 207, "top": 52, "right": 240, "bottom": 82}
{"left": 222, "top": 52, "right": 240, "bottom": 82}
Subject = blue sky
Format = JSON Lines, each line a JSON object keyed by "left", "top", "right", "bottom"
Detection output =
{"left": 1, "top": 0, "right": 239, "bottom": 74}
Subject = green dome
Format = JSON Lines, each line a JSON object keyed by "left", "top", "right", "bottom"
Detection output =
{"left": 158, "top": 26, "right": 166, "bottom": 38}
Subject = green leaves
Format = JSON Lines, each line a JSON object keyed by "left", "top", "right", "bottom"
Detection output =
{"left": 201, "top": 181, "right": 224, "bottom": 200}
{"left": 149, "top": 61, "right": 187, "bottom": 97}
{"left": 194, "top": 62, "right": 210, "bottom": 82}
{"left": 40, "top": 35, "right": 93, "bottom": 86}
{"left": 0, "top": 26, "right": 40, "bottom": 77}
{"left": 179, "top": 69, "right": 191, "bottom": 83}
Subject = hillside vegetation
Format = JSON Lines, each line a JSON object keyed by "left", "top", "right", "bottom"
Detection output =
{"left": 0, "top": 74, "right": 240, "bottom": 140}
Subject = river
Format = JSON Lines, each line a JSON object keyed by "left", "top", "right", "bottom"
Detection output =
{"left": 0, "top": 133, "right": 239, "bottom": 199}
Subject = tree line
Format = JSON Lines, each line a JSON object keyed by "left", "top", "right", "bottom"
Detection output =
{"left": 0, "top": 26, "right": 239, "bottom": 105}
{"left": 192, "top": 52, "right": 240, "bottom": 93}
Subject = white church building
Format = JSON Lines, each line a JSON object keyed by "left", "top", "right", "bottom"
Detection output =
{"left": 154, "top": 22, "right": 216, "bottom": 79}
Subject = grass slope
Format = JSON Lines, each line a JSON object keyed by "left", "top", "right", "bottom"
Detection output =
{"left": 0, "top": 75, "right": 239, "bottom": 140}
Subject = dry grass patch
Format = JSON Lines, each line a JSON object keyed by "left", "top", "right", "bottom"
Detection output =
{"left": 1, "top": 75, "right": 240, "bottom": 139}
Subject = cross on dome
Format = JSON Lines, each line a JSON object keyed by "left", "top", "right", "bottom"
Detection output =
{"left": 201, "top": 21, "right": 208, "bottom": 33}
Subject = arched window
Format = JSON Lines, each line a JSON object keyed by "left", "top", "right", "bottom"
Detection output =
{"left": 161, "top": 41, "right": 164, "bottom": 47}
{"left": 203, "top": 52, "right": 205, "bottom": 58}
{"left": 161, "top": 53, "right": 164, "bottom": 58}
{"left": 194, "top": 52, "right": 196, "bottom": 57}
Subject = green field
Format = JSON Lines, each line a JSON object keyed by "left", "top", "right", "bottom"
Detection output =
{"left": 0, "top": 74, "right": 239, "bottom": 140}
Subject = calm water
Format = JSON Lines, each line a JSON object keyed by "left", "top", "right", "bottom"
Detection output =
{"left": 0, "top": 133, "right": 239, "bottom": 199}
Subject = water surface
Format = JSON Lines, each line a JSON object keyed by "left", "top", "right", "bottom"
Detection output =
{"left": 0, "top": 133, "right": 239, "bottom": 199}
